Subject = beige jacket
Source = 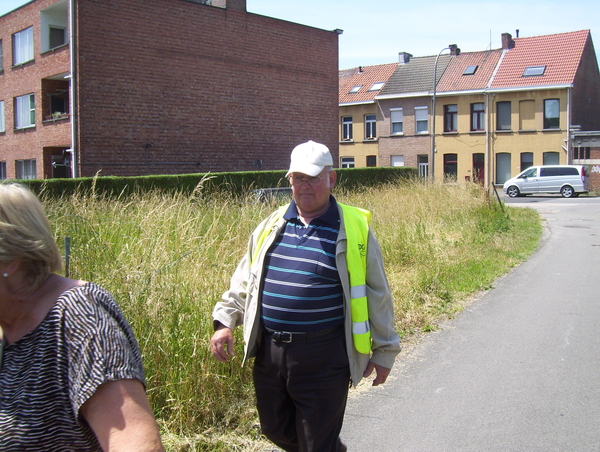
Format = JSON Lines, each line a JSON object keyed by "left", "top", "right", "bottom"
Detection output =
{"left": 212, "top": 202, "right": 401, "bottom": 386}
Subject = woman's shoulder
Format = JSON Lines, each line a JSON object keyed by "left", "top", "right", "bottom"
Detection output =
{"left": 53, "top": 281, "right": 125, "bottom": 329}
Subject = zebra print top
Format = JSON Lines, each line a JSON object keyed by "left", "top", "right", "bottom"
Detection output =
{"left": 0, "top": 282, "right": 145, "bottom": 451}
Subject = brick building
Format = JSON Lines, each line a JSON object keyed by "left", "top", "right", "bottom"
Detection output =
{"left": 0, "top": 0, "right": 340, "bottom": 178}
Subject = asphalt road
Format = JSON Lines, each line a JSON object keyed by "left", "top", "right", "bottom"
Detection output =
{"left": 341, "top": 194, "right": 600, "bottom": 451}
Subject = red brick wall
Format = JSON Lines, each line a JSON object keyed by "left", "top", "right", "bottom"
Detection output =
{"left": 75, "top": 0, "right": 339, "bottom": 176}
{"left": 0, "top": 0, "right": 72, "bottom": 179}
{"left": 377, "top": 97, "right": 431, "bottom": 167}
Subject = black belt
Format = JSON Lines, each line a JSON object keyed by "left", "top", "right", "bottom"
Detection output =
{"left": 265, "top": 325, "right": 343, "bottom": 343}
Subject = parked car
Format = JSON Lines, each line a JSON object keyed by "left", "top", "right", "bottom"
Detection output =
{"left": 249, "top": 187, "right": 292, "bottom": 204}
{"left": 503, "top": 165, "right": 589, "bottom": 198}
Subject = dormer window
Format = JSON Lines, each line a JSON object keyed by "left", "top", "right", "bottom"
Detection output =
{"left": 368, "top": 82, "right": 385, "bottom": 91}
{"left": 523, "top": 65, "right": 546, "bottom": 76}
{"left": 463, "top": 65, "right": 478, "bottom": 75}
{"left": 349, "top": 85, "right": 361, "bottom": 93}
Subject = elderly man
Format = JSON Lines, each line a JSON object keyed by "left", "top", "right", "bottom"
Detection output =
{"left": 210, "top": 140, "right": 400, "bottom": 452}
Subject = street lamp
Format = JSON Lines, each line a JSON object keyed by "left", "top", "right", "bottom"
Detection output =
{"left": 431, "top": 44, "right": 458, "bottom": 182}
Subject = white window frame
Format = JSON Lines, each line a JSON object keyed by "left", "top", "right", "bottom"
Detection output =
{"left": 341, "top": 157, "right": 355, "bottom": 168}
{"left": 368, "top": 82, "right": 385, "bottom": 91}
{"left": 0, "top": 161, "right": 6, "bottom": 180}
{"left": 415, "top": 106, "right": 428, "bottom": 134}
{"left": 390, "top": 108, "right": 403, "bottom": 135}
{"left": 365, "top": 114, "right": 376, "bottom": 140}
{"left": 543, "top": 98, "right": 560, "bottom": 129}
{"left": 0, "top": 101, "right": 5, "bottom": 133}
{"left": 15, "top": 94, "right": 35, "bottom": 129}
{"left": 16, "top": 159, "right": 36, "bottom": 180}
{"left": 391, "top": 155, "right": 405, "bottom": 167}
{"left": 342, "top": 116, "right": 353, "bottom": 141}
{"left": 13, "top": 27, "right": 34, "bottom": 66}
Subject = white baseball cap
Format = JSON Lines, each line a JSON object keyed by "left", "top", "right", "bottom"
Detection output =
{"left": 285, "top": 140, "right": 333, "bottom": 177}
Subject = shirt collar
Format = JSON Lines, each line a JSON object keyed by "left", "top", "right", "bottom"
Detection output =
{"left": 284, "top": 195, "right": 339, "bottom": 227}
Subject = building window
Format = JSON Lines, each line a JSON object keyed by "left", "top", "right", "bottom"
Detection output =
{"left": 341, "top": 157, "right": 355, "bottom": 168}
{"left": 0, "top": 161, "right": 6, "bottom": 180}
{"left": 496, "top": 101, "right": 511, "bottom": 131}
{"left": 390, "top": 108, "right": 403, "bottom": 134}
{"left": 543, "top": 152, "right": 559, "bottom": 165}
{"left": 573, "top": 147, "right": 590, "bottom": 159}
{"left": 390, "top": 155, "right": 404, "bottom": 167}
{"left": 15, "top": 94, "right": 35, "bottom": 129}
{"left": 523, "top": 66, "right": 546, "bottom": 77}
{"left": 13, "top": 27, "right": 34, "bottom": 66}
{"left": 0, "top": 101, "right": 4, "bottom": 133}
{"left": 16, "top": 159, "right": 36, "bottom": 180}
{"left": 366, "top": 155, "right": 377, "bottom": 167}
{"left": 365, "top": 114, "right": 376, "bottom": 140}
{"left": 349, "top": 85, "right": 361, "bottom": 93}
{"left": 463, "top": 65, "right": 478, "bottom": 75}
{"left": 471, "top": 102, "right": 485, "bottom": 131}
{"left": 443, "top": 154, "right": 458, "bottom": 181}
{"left": 415, "top": 106, "right": 428, "bottom": 133}
{"left": 368, "top": 82, "right": 385, "bottom": 91}
{"left": 520, "top": 152, "right": 533, "bottom": 171}
{"left": 543, "top": 99, "right": 560, "bottom": 129}
{"left": 519, "top": 100, "right": 535, "bottom": 130}
{"left": 341, "top": 116, "right": 353, "bottom": 141}
{"left": 444, "top": 105, "right": 458, "bottom": 132}
{"left": 49, "top": 27, "right": 66, "bottom": 49}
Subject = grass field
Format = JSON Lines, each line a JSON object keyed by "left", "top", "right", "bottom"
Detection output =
{"left": 43, "top": 180, "right": 542, "bottom": 451}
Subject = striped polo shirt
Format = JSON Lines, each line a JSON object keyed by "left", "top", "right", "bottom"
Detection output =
{"left": 260, "top": 197, "right": 344, "bottom": 333}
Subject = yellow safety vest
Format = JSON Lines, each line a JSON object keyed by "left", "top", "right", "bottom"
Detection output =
{"left": 251, "top": 202, "right": 372, "bottom": 354}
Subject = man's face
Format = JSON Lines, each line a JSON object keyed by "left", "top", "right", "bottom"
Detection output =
{"left": 289, "top": 168, "right": 336, "bottom": 217}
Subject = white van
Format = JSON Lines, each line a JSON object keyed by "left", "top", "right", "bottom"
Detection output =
{"left": 503, "top": 165, "right": 589, "bottom": 198}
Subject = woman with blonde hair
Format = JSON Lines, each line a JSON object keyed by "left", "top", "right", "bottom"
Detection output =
{"left": 0, "top": 182, "right": 164, "bottom": 451}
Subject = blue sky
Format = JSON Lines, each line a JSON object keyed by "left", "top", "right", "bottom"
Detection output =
{"left": 2, "top": 0, "right": 599, "bottom": 69}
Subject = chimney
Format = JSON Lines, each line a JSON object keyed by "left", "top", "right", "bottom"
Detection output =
{"left": 226, "top": 0, "right": 246, "bottom": 11}
{"left": 398, "top": 52, "right": 412, "bottom": 64}
{"left": 449, "top": 44, "right": 460, "bottom": 55}
{"left": 501, "top": 33, "right": 515, "bottom": 49}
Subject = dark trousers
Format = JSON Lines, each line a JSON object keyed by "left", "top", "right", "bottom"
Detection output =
{"left": 253, "top": 328, "right": 350, "bottom": 452}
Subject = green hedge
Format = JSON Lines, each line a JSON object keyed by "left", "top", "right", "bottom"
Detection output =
{"left": 19, "top": 167, "right": 418, "bottom": 199}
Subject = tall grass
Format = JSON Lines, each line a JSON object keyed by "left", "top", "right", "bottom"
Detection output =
{"left": 43, "top": 181, "right": 541, "bottom": 451}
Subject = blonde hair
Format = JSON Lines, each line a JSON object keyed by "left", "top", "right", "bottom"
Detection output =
{"left": 0, "top": 183, "right": 62, "bottom": 290}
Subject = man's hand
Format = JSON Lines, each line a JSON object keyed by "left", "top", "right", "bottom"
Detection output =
{"left": 363, "top": 362, "right": 391, "bottom": 386}
{"left": 210, "top": 325, "right": 235, "bottom": 362}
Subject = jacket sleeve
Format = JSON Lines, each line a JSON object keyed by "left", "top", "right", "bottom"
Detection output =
{"left": 212, "top": 250, "right": 251, "bottom": 331}
{"left": 211, "top": 214, "right": 273, "bottom": 331}
{"left": 365, "top": 229, "right": 401, "bottom": 369}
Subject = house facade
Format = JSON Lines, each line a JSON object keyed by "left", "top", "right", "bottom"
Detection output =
{"left": 338, "top": 63, "right": 397, "bottom": 168}
{"left": 435, "top": 30, "right": 600, "bottom": 186}
{"left": 376, "top": 52, "right": 455, "bottom": 177}
{"left": 339, "top": 30, "right": 600, "bottom": 188}
{"left": 0, "top": 0, "right": 340, "bottom": 179}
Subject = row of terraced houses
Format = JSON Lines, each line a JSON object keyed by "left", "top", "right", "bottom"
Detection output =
{"left": 339, "top": 30, "right": 600, "bottom": 189}
{"left": 2, "top": 0, "right": 600, "bottom": 190}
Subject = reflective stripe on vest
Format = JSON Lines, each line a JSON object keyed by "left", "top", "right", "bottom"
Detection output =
{"left": 251, "top": 202, "right": 372, "bottom": 354}
{"left": 338, "top": 202, "right": 371, "bottom": 355}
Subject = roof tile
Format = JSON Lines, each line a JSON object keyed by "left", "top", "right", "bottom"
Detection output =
{"left": 436, "top": 50, "right": 503, "bottom": 92}
{"left": 339, "top": 63, "right": 398, "bottom": 104}
{"left": 490, "top": 30, "right": 590, "bottom": 88}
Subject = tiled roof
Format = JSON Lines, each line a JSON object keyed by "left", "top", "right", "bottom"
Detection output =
{"left": 436, "top": 49, "right": 503, "bottom": 92}
{"left": 339, "top": 63, "right": 398, "bottom": 104}
{"left": 490, "top": 30, "right": 590, "bottom": 89}
{"left": 378, "top": 54, "right": 453, "bottom": 96}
